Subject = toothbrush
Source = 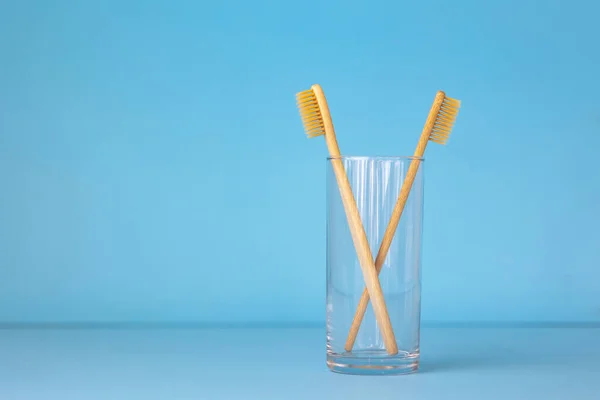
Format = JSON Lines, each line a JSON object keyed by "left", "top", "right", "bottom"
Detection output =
{"left": 344, "top": 91, "right": 461, "bottom": 351}
{"left": 296, "top": 84, "right": 399, "bottom": 355}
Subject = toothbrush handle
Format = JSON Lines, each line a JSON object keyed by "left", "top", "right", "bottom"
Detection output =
{"left": 343, "top": 155, "right": 422, "bottom": 352}
{"left": 312, "top": 83, "right": 398, "bottom": 355}
{"left": 329, "top": 156, "right": 399, "bottom": 355}
{"left": 344, "top": 92, "right": 444, "bottom": 352}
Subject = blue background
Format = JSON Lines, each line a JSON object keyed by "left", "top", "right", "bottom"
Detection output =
{"left": 1, "top": 0, "right": 599, "bottom": 325}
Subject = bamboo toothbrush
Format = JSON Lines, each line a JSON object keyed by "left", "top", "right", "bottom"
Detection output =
{"left": 344, "top": 90, "right": 461, "bottom": 351}
{"left": 296, "top": 84, "right": 398, "bottom": 355}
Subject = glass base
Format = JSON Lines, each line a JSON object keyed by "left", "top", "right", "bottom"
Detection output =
{"left": 327, "top": 350, "right": 419, "bottom": 375}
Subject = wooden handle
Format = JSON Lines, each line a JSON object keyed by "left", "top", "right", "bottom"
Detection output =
{"left": 313, "top": 85, "right": 398, "bottom": 355}
{"left": 344, "top": 91, "right": 446, "bottom": 352}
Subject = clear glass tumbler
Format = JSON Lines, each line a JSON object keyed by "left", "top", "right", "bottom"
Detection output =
{"left": 326, "top": 156, "right": 424, "bottom": 375}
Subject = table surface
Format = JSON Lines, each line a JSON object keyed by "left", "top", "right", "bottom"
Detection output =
{"left": 1, "top": 326, "right": 598, "bottom": 399}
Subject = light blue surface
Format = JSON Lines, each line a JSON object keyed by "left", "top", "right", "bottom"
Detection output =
{"left": 1, "top": 0, "right": 600, "bottom": 324}
{"left": 1, "top": 327, "right": 599, "bottom": 399}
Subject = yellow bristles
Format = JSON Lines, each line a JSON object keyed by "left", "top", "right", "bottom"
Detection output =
{"left": 429, "top": 95, "right": 461, "bottom": 145}
{"left": 296, "top": 89, "right": 325, "bottom": 138}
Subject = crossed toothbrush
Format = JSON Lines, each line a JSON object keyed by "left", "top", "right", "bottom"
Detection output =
{"left": 296, "top": 85, "right": 461, "bottom": 354}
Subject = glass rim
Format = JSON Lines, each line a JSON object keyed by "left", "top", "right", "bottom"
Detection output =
{"left": 327, "top": 155, "right": 424, "bottom": 161}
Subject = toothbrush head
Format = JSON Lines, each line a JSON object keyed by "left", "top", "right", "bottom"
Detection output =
{"left": 296, "top": 85, "right": 326, "bottom": 139}
{"left": 428, "top": 91, "right": 461, "bottom": 145}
